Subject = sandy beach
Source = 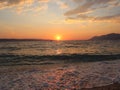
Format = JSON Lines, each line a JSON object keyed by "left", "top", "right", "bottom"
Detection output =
{"left": 0, "top": 59, "right": 120, "bottom": 90}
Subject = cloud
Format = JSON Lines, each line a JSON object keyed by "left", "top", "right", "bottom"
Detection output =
{"left": 65, "top": 0, "right": 115, "bottom": 16}
{"left": 0, "top": 0, "right": 33, "bottom": 8}
{"left": 0, "top": 0, "right": 49, "bottom": 13}
{"left": 66, "top": 13, "right": 120, "bottom": 23}
{"left": 64, "top": 0, "right": 120, "bottom": 23}
{"left": 55, "top": 0, "right": 69, "bottom": 9}
{"left": 93, "top": 13, "right": 120, "bottom": 23}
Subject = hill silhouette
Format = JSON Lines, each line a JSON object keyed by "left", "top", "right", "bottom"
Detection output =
{"left": 90, "top": 33, "right": 120, "bottom": 40}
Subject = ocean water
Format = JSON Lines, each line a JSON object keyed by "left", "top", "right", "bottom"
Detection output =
{"left": 0, "top": 40, "right": 120, "bottom": 65}
{"left": 0, "top": 40, "right": 120, "bottom": 89}
{"left": 0, "top": 40, "right": 120, "bottom": 55}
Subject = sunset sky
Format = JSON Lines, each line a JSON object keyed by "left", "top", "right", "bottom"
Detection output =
{"left": 0, "top": 0, "right": 120, "bottom": 40}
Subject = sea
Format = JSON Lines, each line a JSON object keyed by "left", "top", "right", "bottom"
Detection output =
{"left": 0, "top": 40, "right": 120, "bottom": 66}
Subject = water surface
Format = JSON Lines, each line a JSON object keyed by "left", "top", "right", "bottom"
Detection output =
{"left": 0, "top": 40, "right": 120, "bottom": 65}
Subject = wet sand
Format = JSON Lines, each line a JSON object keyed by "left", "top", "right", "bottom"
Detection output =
{"left": 0, "top": 60, "right": 120, "bottom": 90}
{"left": 81, "top": 83, "right": 120, "bottom": 90}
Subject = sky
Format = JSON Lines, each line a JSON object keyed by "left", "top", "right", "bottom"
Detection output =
{"left": 0, "top": 0, "right": 120, "bottom": 40}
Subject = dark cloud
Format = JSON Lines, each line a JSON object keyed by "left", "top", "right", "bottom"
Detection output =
{"left": 93, "top": 13, "right": 120, "bottom": 23}
{"left": 65, "top": 0, "right": 120, "bottom": 23}
{"left": 67, "top": 13, "right": 120, "bottom": 23}
{"left": 65, "top": 0, "right": 114, "bottom": 16}
{"left": 0, "top": 0, "right": 31, "bottom": 10}
{"left": 0, "top": 0, "right": 49, "bottom": 14}
{"left": 0, "top": 0, "right": 49, "bottom": 9}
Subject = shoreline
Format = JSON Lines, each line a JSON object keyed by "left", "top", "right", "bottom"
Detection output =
{"left": 81, "top": 83, "right": 120, "bottom": 90}
{"left": 0, "top": 59, "right": 120, "bottom": 90}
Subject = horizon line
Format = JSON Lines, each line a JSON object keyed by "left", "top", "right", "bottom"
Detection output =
{"left": 0, "top": 38, "right": 88, "bottom": 41}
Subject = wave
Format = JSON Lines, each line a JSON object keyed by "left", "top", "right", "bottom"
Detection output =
{"left": 0, "top": 54, "right": 120, "bottom": 66}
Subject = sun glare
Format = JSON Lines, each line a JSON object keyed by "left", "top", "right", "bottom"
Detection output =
{"left": 56, "top": 35, "right": 61, "bottom": 41}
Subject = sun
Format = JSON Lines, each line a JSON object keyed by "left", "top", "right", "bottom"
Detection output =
{"left": 56, "top": 35, "right": 61, "bottom": 41}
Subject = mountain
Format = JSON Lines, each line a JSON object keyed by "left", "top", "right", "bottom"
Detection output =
{"left": 90, "top": 33, "right": 120, "bottom": 40}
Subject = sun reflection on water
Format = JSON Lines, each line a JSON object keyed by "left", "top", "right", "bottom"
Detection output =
{"left": 56, "top": 49, "right": 62, "bottom": 55}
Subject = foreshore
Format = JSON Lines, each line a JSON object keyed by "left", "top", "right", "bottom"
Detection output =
{"left": 81, "top": 83, "right": 120, "bottom": 90}
{"left": 0, "top": 59, "right": 120, "bottom": 90}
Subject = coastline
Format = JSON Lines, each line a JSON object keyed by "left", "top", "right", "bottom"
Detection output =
{"left": 0, "top": 59, "right": 120, "bottom": 90}
{"left": 81, "top": 83, "right": 120, "bottom": 90}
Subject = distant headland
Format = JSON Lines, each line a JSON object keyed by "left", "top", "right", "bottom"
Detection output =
{"left": 90, "top": 33, "right": 120, "bottom": 40}
{"left": 0, "top": 33, "right": 120, "bottom": 41}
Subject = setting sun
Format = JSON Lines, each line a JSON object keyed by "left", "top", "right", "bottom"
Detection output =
{"left": 56, "top": 35, "right": 61, "bottom": 41}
